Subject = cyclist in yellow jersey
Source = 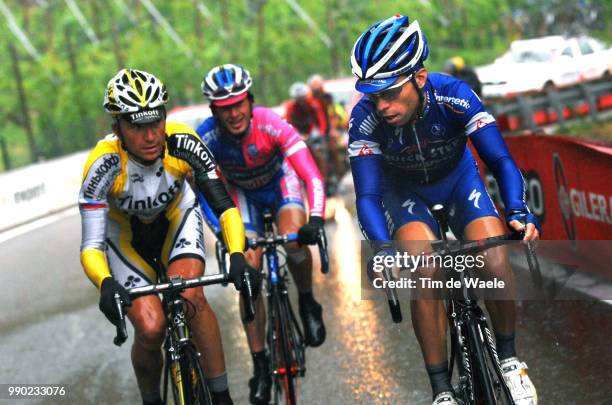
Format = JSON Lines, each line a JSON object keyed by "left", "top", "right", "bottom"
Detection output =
{"left": 79, "top": 69, "right": 256, "bottom": 405}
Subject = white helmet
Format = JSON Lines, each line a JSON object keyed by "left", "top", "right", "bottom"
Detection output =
{"left": 103, "top": 69, "right": 168, "bottom": 120}
{"left": 289, "top": 82, "right": 309, "bottom": 99}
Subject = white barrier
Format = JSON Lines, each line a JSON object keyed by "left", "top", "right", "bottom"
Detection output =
{"left": 0, "top": 151, "right": 90, "bottom": 232}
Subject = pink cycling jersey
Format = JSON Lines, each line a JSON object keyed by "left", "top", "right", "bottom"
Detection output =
{"left": 196, "top": 106, "right": 326, "bottom": 217}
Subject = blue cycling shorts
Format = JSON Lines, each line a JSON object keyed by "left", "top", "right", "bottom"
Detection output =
{"left": 382, "top": 148, "right": 500, "bottom": 238}
{"left": 227, "top": 160, "right": 305, "bottom": 236}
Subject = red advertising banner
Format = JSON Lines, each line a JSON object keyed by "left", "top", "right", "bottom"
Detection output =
{"left": 473, "top": 134, "right": 612, "bottom": 280}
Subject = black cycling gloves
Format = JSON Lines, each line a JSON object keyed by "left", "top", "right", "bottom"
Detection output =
{"left": 229, "top": 253, "right": 261, "bottom": 298}
{"left": 297, "top": 216, "right": 325, "bottom": 245}
{"left": 99, "top": 277, "right": 131, "bottom": 326}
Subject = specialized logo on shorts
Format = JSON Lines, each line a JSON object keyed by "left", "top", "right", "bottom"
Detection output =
{"left": 83, "top": 154, "right": 121, "bottom": 200}
{"left": 469, "top": 189, "right": 481, "bottom": 209}
{"left": 402, "top": 198, "right": 416, "bottom": 215}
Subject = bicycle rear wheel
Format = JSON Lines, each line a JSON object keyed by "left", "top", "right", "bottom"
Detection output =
{"left": 168, "top": 344, "right": 213, "bottom": 405}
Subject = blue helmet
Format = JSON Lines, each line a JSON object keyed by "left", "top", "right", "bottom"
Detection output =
{"left": 350, "top": 15, "right": 429, "bottom": 93}
{"left": 201, "top": 64, "right": 253, "bottom": 107}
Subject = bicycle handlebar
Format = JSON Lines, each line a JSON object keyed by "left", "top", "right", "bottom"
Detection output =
{"left": 113, "top": 272, "right": 257, "bottom": 346}
{"left": 380, "top": 231, "right": 541, "bottom": 323}
{"left": 245, "top": 231, "right": 330, "bottom": 274}
{"left": 246, "top": 233, "right": 298, "bottom": 248}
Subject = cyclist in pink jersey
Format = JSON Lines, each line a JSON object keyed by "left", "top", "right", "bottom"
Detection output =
{"left": 196, "top": 64, "right": 327, "bottom": 405}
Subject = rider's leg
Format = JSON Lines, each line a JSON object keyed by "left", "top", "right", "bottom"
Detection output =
{"left": 396, "top": 222, "right": 452, "bottom": 398}
{"left": 277, "top": 207, "right": 312, "bottom": 292}
{"left": 240, "top": 244, "right": 271, "bottom": 405}
{"left": 223, "top": 183, "right": 271, "bottom": 404}
{"left": 127, "top": 296, "right": 165, "bottom": 403}
{"left": 463, "top": 216, "right": 517, "bottom": 358}
{"left": 167, "top": 258, "right": 230, "bottom": 382}
{"left": 277, "top": 206, "right": 326, "bottom": 347}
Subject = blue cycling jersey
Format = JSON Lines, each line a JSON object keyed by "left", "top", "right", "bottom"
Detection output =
{"left": 349, "top": 73, "right": 528, "bottom": 241}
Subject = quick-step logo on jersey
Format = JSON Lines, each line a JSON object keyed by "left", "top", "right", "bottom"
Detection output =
{"left": 359, "top": 113, "right": 379, "bottom": 135}
{"left": 168, "top": 133, "right": 217, "bottom": 174}
{"left": 83, "top": 154, "right": 121, "bottom": 200}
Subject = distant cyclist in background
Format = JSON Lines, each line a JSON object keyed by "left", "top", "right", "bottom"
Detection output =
{"left": 348, "top": 15, "right": 539, "bottom": 405}
{"left": 307, "top": 74, "right": 343, "bottom": 193}
{"left": 196, "top": 64, "right": 327, "bottom": 405}
{"left": 322, "top": 92, "right": 350, "bottom": 181}
{"left": 443, "top": 56, "right": 483, "bottom": 98}
{"left": 79, "top": 68, "right": 257, "bottom": 405}
{"left": 284, "top": 82, "right": 329, "bottom": 186}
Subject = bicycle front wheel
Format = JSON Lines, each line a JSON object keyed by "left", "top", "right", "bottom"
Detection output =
{"left": 466, "top": 319, "right": 515, "bottom": 405}
{"left": 269, "top": 291, "right": 298, "bottom": 405}
{"left": 168, "top": 344, "right": 213, "bottom": 405}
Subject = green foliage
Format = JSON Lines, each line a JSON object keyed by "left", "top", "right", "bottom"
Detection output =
{"left": 0, "top": 0, "right": 609, "bottom": 171}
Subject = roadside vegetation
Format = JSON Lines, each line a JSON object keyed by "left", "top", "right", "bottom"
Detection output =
{"left": 0, "top": 0, "right": 609, "bottom": 171}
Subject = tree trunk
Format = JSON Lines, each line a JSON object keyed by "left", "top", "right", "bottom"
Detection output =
{"left": 326, "top": 0, "right": 339, "bottom": 76}
{"left": 8, "top": 42, "right": 39, "bottom": 162}
{"left": 256, "top": 1, "right": 266, "bottom": 104}
{"left": 193, "top": 0, "right": 203, "bottom": 49}
{"left": 0, "top": 136, "right": 11, "bottom": 171}
{"left": 220, "top": 0, "right": 230, "bottom": 59}
{"left": 111, "top": 23, "right": 125, "bottom": 69}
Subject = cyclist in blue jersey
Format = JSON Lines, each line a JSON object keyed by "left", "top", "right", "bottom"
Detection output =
{"left": 348, "top": 15, "right": 540, "bottom": 405}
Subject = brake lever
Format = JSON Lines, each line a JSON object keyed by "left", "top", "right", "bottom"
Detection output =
{"left": 241, "top": 272, "right": 256, "bottom": 323}
{"left": 113, "top": 292, "right": 128, "bottom": 346}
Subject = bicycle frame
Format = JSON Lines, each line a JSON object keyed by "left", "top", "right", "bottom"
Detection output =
{"left": 159, "top": 275, "right": 199, "bottom": 404}
{"left": 259, "top": 212, "right": 305, "bottom": 405}
{"left": 377, "top": 203, "right": 539, "bottom": 404}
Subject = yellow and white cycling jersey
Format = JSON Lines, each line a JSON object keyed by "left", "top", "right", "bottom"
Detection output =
{"left": 79, "top": 121, "right": 245, "bottom": 288}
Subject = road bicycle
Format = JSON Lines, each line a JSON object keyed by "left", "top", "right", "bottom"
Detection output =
{"left": 381, "top": 204, "right": 541, "bottom": 405}
{"left": 216, "top": 211, "right": 329, "bottom": 405}
{"left": 113, "top": 260, "right": 257, "bottom": 405}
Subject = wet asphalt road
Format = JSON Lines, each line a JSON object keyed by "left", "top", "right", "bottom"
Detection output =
{"left": 1, "top": 199, "right": 611, "bottom": 405}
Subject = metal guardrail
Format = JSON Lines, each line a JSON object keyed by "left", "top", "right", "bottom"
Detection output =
{"left": 485, "top": 78, "right": 612, "bottom": 132}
